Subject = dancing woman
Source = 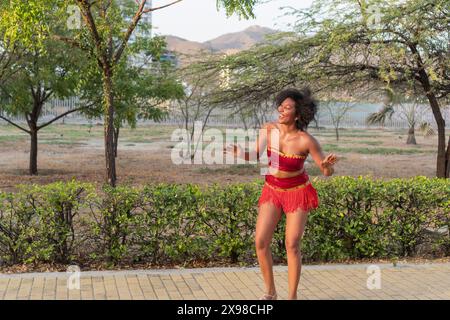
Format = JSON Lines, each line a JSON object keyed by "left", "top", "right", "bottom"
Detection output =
{"left": 226, "top": 88, "right": 338, "bottom": 300}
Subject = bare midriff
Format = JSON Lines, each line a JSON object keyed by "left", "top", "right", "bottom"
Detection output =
{"left": 268, "top": 167, "right": 305, "bottom": 178}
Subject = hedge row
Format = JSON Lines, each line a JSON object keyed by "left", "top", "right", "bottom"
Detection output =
{"left": 0, "top": 176, "right": 448, "bottom": 267}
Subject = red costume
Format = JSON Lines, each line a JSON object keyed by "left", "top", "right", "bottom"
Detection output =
{"left": 258, "top": 147, "right": 319, "bottom": 213}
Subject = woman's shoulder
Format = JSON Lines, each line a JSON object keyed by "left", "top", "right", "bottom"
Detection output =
{"left": 299, "top": 130, "right": 319, "bottom": 146}
{"left": 299, "top": 130, "right": 312, "bottom": 138}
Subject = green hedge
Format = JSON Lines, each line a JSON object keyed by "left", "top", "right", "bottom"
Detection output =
{"left": 0, "top": 176, "right": 448, "bottom": 267}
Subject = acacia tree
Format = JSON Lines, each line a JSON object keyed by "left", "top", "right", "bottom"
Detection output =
{"left": 322, "top": 100, "right": 356, "bottom": 141}
{"left": 173, "top": 62, "right": 223, "bottom": 161}
{"left": 231, "top": 99, "right": 275, "bottom": 130}
{"left": 201, "top": 0, "right": 450, "bottom": 177}
{"left": 367, "top": 91, "right": 436, "bottom": 144}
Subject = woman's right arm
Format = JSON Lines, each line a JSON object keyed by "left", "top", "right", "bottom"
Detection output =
{"left": 226, "top": 123, "right": 271, "bottom": 161}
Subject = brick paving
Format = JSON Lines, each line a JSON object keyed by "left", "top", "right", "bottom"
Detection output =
{"left": 0, "top": 262, "right": 449, "bottom": 300}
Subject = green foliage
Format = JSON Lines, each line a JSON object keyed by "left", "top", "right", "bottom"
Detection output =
{"left": 136, "top": 184, "right": 208, "bottom": 265}
{"left": 0, "top": 180, "right": 95, "bottom": 264}
{"left": 0, "top": 191, "right": 38, "bottom": 265}
{"left": 88, "top": 185, "right": 142, "bottom": 264}
{"left": 0, "top": 0, "right": 51, "bottom": 47}
{"left": 0, "top": 37, "right": 85, "bottom": 118}
{"left": 201, "top": 183, "right": 261, "bottom": 263}
{"left": 216, "top": 0, "right": 257, "bottom": 19}
{"left": 302, "top": 176, "right": 449, "bottom": 262}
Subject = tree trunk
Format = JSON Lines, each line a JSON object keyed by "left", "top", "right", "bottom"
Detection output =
{"left": 413, "top": 45, "right": 447, "bottom": 178}
{"left": 103, "top": 65, "right": 117, "bottom": 187}
{"left": 406, "top": 126, "right": 416, "bottom": 145}
{"left": 424, "top": 91, "right": 446, "bottom": 178}
{"left": 445, "top": 135, "right": 450, "bottom": 178}
{"left": 29, "top": 125, "right": 38, "bottom": 175}
{"left": 335, "top": 126, "right": 339, "bottom": 141}
{"left": 114, "top": 126, "right": 120, "bottom": 158}
{"left": 240, "top": 111, "right": 248, "bottom": 131}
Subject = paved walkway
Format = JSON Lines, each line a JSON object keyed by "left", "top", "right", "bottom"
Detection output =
{"left": 0, "top": 262, "right": 449, "bottom": 300}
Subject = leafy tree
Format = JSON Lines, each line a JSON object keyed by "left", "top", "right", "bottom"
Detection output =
{"left": 78, "top": 34, "right": 184, "bottom": 158}
{"left": 0, "top": 37, "right": 91, "bottom": 175}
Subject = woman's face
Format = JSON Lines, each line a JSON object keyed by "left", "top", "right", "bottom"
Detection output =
{"left": 277, "top": 97, "right": 297, "bottom": 124}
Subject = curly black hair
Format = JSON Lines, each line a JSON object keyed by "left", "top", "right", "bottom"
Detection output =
{"left": 274, "top": 87, "right": 318, "bottom": 131}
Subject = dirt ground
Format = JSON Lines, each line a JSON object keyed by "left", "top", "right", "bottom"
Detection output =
{"left": 0, "top": 124, "right": 446, "bottom": 192}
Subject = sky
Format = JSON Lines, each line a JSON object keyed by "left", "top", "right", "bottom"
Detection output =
{"left": 151, "top": 0, "right": 314, "bottom": 43}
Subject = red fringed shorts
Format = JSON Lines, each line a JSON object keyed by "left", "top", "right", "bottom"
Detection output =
{"left": 257, "top": 172, "right": 319, "bottom": 214}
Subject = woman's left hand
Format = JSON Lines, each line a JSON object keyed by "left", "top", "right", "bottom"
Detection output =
{"left": 321, "top": 153, "right": 338, "bottom": 168}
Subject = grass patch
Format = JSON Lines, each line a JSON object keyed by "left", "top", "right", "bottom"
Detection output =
{"left": 337, "top": 140, "right": 384, "bottom": 146}
{"left": 40, "top": 140, "right": 87, "bottom": 146}
{"left": 122, "top": 137, "right": 154, "bottom": 143}
{"left": 314, "top": 133, "right": 382, "bottom": 138}
{"left": 121, "top": 125, "right": 178, "bottom": 137}
{"left": 322, "top": 145, "right": 429, "bottom": 155}
{"left": 0, "top": 135, "right": 27, "bottom": 143}
{"left": 197, "top": 164, "right": 260, "bottom": 175}
{"left": 39, "top": 126, "right": 102, "bottom": 142}
{"left": 361, "top": 140, "right": 384, "bottom": 146}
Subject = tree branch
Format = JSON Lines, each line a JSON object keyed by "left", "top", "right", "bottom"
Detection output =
{"left": 37, "top": 105, "right": 92, "bottom": 131}
{"left": 51, "top": 35, "right": 86, "bottom": 51}
{"left": 77, "top": 0, "right": 107, "bottom": 67}
{"left": 113, "top": 0, "right": 146, "bottom": 65}
{"left": 114, "top": 0, "right": 183, "bottom": 65}
{"left": 0, "top": 115, "right": 31, "bottom": 134}
{"left": 143, "top": 0, "right": 183, "bottom": 13}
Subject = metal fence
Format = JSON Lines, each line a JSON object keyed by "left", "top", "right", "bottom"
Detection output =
{"left": 1, "top": 97, "right": 450, "bottom": 130}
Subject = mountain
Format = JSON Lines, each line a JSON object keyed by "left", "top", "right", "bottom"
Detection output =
{"left": 163, "top": 35, "right": 211, "bottom": 56}
{"left": 164, "top": 25, "right": 278, "bottom": 57}
{"left": 204, "top": 25, "right": 277, "bottom": 53}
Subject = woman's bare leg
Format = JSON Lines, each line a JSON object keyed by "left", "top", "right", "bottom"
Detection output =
{"left": 255, "top": 202, "right": 282, "bottom": 297}
{"left": 284, "top": 208, "right": 309, "bottom": 300}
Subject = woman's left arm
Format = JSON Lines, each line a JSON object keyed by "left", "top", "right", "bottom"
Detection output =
{"left": 306, "top": 134, "right": 338, "bottom": 177}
